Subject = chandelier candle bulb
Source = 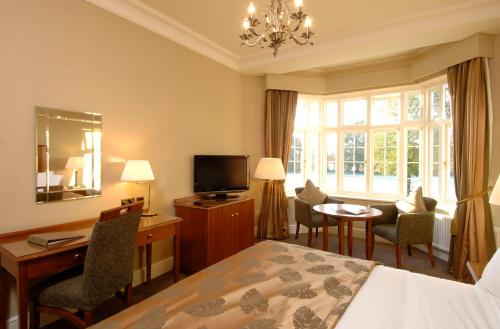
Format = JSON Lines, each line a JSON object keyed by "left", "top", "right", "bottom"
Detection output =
{"left": 243, "top": 18, "right": 250, "bottom": 31}
{"left": 295, "top": 0, "right": 303, "bottom": 9}
{"left": 248, "top": 2, "right": 256, "bottom": 17}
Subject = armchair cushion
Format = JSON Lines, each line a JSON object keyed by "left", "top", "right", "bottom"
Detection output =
{"left": 396, "top": 186, "right": 427, "bottom": 214}
{"left": 297, "top": 179, "right": 327, "bottom": 206}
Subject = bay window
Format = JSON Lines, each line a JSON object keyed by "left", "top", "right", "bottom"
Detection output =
{"left": 285, "top": 77, "right": 456, "bottom": 204}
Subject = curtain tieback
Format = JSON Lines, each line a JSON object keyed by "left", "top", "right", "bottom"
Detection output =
{"left": 456, "top": 187, "right": 492, "bottom": 205}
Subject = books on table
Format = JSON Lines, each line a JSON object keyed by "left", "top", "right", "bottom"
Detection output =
{"left": 28, "top": 232, "right": 84, "bottom": 247}
{"left": 335, "top": 205, "right": 371, "bottom": 215}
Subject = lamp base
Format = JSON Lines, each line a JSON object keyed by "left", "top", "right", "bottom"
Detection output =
{"left": 142, "top": 210, "right": 158, "bottom": 217}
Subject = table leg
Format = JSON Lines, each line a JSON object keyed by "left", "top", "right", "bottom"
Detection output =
{"left": 0, "top": 268, "right": 8, "bottom": 329}
{"left": 146, "top": 243, "right": 152, "bottom": 284}
{"left": 322, "top": 214, "right": 329, "bottom": 251}
{"left": 347, "top": 222, "right": 353, "bottom": 257}
{"left": 366, "top": 220, "right": 373, "bottom": 260}
{"left": 174, "top": 224, "right": 180, "bottom": 283}
{"left": 338, "top": 220, "right": 345, "bottom": 255}
{"left": 16, "top": 266, "right": 28, "bottom": 329}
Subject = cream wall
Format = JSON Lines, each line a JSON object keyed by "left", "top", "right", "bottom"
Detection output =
{"left": 0, "top": 0, "right": 267, "bottom": 321}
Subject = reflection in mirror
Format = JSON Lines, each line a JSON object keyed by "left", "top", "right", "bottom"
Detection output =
{"left": 36, "top": 107, "right": 102, "bottom": 203}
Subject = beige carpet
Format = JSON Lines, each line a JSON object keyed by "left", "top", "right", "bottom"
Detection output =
{"left": 283, "top": 232, "right": 454, "bottom": 280}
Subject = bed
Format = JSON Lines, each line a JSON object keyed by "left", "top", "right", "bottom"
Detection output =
{"left": 90, "top": 240, "right": 500, "bottom": 329}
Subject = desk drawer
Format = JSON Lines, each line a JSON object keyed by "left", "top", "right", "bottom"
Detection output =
{"left": 26, "top": 247, "right": 86, "bottom": 279}
{"left": 137, "top": 224, "right": 176, "bottom": 246}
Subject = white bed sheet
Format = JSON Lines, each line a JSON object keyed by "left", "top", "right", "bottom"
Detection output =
{"left": 336, "top": 265, "right": 500, "bottom": 329}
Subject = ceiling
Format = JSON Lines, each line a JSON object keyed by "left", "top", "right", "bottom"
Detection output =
{"left": 87, "top": 0, "right": 500, "bottom": 74}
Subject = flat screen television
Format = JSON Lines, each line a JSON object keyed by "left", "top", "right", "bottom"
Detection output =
{"left": 194, "top": 155, "right": 249, "bottom": 199}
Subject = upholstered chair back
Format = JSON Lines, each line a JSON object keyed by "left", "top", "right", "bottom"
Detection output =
{"left": 80, "top": 206, "right": 142, "bottom": 309}
{"left": 423, "top": 197, "right": 438, "bottom": 212}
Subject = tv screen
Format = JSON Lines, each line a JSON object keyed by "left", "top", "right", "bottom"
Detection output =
{"left": 194, "top": 155, "right": 249, "bottom": 194}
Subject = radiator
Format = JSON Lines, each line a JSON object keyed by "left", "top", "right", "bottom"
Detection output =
{"left": 433, "top": 214, "right": 453, "bottom": 252}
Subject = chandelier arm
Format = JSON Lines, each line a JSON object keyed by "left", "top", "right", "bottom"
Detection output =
{"left": 288, "top": 31, "right": 310, "bottom": 45}
{"left": 244, "top": 34, "right": 268, "bottom": 47}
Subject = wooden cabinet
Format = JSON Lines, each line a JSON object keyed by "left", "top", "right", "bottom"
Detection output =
{"left": 175, "top": 196, "right": 255, "bottom": 274}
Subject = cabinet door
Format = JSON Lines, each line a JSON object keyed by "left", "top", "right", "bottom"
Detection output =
{"left": 207, "top": 205, "right": 235, "bottom": 265}
{"left": 232, "top": 199, "right": 255, "bottom": 253}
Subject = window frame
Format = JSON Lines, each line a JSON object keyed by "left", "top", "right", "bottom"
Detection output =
{"left": 285, "top": 76, "right": 455, "bottom": 204}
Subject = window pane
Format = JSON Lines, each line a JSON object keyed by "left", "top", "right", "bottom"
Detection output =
{"left": 325, "top": 133, "right": 337, "bottom": 192}
{"left": 406, "top": 129, "right": 421, "bottom": 193}
{"left": 406, "top": 92, "right": 422, "bottom": 121}
{"left": 286, "top": 132, "right": 305, "bottom": 190}
{"left": 448, "top": 127, "right": 456, "bottom": 201}
{"left": 343, "top": 132, "right": 366, "bottom": 192}
{"left": 343, "top": 99, "right": 367, "bottom": 126}
{"left": 373, "top": 130, "right": 399, "bottom": 195}
{"left": 310, "top": 102, "right": 320, "bottom": 128}
{"left": 325, "top": 102, "right": 338, "bottom": 127}
{"left": 371, "top": 94, "right": 401, "bottom": 125}
{"left": 430, "top": 127, "right": 441, "bottom": 199}
{"left": 295, "top": 101, "right": 308, "bottom": 128}
{"left": 430, "top": 89, "right": 442, "bottom": 120}
{"left": 445, "top": 85, "right": 452, "bottom": 120}
{"left": 309, "top": 133, "right": 320, "bottom": 185}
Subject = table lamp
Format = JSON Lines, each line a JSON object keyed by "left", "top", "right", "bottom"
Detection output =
{"left": 490, "top": 175, "right": 500, "bottom": 206}
{"left": 65, "top": 156, "right": 85, "bottom": 188}
{"left": 121, "top": 160, "right": 157, "bottom": 217}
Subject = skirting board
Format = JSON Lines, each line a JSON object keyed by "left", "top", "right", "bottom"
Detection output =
{"left": 6, "top": 257, "right": 175, "bottom": 329}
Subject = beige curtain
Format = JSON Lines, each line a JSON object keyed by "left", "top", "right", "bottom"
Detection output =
{"left": 447, "top": 58, "right": 496, "bottom": 279}
{"left": 257, "top": 89, "right": 298, "bottom": 239}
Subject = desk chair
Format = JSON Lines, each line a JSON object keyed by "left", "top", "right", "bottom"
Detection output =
{"left": 31, "top": 202, "right": 143, "bottom": 328}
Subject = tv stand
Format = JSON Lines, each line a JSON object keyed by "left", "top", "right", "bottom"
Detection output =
{"left": 174, "top": 195, "right": 255, "bottom": 274}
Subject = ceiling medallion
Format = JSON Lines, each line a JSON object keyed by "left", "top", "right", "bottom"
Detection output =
{"left": 239, "top": 0, "right": 314, "bottom": 57}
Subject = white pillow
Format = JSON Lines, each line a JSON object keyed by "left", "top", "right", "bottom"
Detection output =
{"left": 395, "top": 186, "right": 427, "bottom": 214}
{"left": 476, "top": 248, "right": 500, "bottom": 298}
{"left": 297, "top": 179, "right": 327, "bottom": 206}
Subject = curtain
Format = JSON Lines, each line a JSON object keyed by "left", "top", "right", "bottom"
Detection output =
{"left": 447, "top": 58, "right": 496, "bottom": 279}
{"left": 257, "top": 89, "right": 298, "bottom": 239}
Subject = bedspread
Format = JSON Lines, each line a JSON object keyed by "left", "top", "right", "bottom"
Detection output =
{"left": 91, "top": 240, "right": 377, "bottom": 329}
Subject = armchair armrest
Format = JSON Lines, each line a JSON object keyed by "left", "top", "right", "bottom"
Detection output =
{"left": 294, "top": 198, "right": 313, "bottom": 226}
{"left": 396, "top": 212, "right": 434, "bottom": 245}
{"left": 369, "top": 204, "right": 398, "bottom": 226}
{"left": 325, "top": 196, "right": 344, "bottom": 204}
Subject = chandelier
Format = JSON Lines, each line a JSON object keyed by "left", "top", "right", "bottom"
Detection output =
{"left": 239, "top": 0, "right": 314, "bottom": 57}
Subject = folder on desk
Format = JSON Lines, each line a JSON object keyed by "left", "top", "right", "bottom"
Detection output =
{"left": 28, "top": 232, "right": 84, "bottom": 247}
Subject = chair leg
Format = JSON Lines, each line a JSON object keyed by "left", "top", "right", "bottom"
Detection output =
{"left": 407, "top": 245, "right": 412, "bottom": 256}
{"left": 395, "top": 244, "right": 402, "bottom": 269}
{"left": 125, "top": 283, "right": 133, "bottom": 306}
{"left": 315, "top": 227, "right": 318, "bottom": 238}
{"left": 31, "top": 303, "right": 40, "bottom": 329}
{"left": 427, "top": 243, "right": 435, "bottom": 267}
{"left": 307, "top": 227, "right": 313, "bottom": 247}
{"left": 295, "top": 223, "right": 300, "bottom": 240}
{"left": 84, "top": 310, "right": 94, "bottom": 327}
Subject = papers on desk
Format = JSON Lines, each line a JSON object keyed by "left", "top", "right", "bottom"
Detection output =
{"left": 27, "top": 232, "right": 84, "bottom": 247}
{"left": 335, "top": 205, "right": 371, "bottom": 215}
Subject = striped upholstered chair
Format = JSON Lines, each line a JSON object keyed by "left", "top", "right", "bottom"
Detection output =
{"left": 31, "top": 202, "right": 143, "bottom": 328}
{"left": 370, "top": 197, "right": 437, "bottom": 269}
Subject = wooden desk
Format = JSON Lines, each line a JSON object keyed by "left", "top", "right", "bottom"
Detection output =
{"left": 312, "top": 204, "right": 382, "bottom": 260}
{"left": 0, "top": 215, "right": 181, "bottom": 329}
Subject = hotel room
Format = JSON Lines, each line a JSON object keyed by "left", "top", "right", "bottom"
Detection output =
{"left": 1, "top": 0, "right": 500, "bottom": 328}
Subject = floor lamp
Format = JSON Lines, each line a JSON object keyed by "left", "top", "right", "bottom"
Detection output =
{"left": 121, "top": 160, "right": 158, "bottom": 217}
{"left": 254, "top": 158, "right": 286, "bottom": 238}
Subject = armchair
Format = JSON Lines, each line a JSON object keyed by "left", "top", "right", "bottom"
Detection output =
{"left": 294, "top": 187, "right": 344, "bottom": 247}
{"left": 370, "top": 197, "right": 437, "bottom": 269}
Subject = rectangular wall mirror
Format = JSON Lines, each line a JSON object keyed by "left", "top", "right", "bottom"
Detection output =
{"left": 36, "top": 107, "right": 102, "bottom": 203}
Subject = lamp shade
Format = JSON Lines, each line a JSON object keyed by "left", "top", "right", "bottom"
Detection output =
{"left": 121, "top": 160, "right": 155, "bottom": 182}
{"left": 490, "top": 175, "right": 500, "bottom": 206}
{"left": 254, "top": 157, "right": 286, "bottom": 180}
{"left": 65, "top": 156, "right": 85, "bottom": 170}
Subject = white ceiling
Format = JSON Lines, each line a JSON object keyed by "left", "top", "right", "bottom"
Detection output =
{"left": 86, "top": 0, "right": 500, "bottom": 74}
